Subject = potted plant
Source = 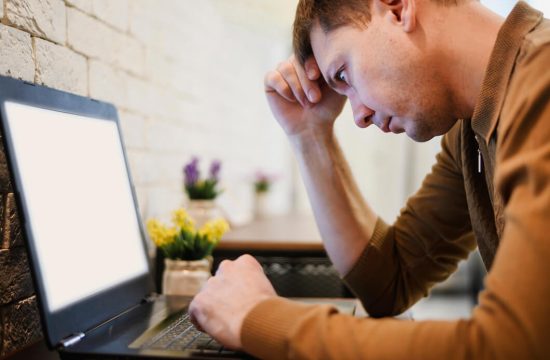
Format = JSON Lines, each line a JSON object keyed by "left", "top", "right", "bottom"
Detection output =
{"left": 183, "top": 157, "right": 223, "bottom": 226}
{"left": 253, "top": 170, "right": 278, "bottom": 219}
{"left": 147, "top": 208, "right": 230, "bottom": 296}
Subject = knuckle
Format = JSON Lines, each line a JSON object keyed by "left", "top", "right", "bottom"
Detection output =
{"left": 264, "top": 70, "right": 278, "bottom": 85}
{"left": 239, "top": 254, "right": 255, "bottom": 263}
{"left": 240, "top": 254, "right": 261, "bottom": 268}
{"left": 276, "top": 61, "right": 292, "bottom": 76}
{"left": 219, "top": 259, "right": 231, "bottom": 269}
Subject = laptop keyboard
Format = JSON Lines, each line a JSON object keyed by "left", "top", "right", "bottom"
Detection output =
{"left": 140, "top": 312, "right": 225, "bottom": 353}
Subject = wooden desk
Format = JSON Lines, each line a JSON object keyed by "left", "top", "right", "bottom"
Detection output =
{"left": 218, "top": 213, "right": 324, "bottom": 253}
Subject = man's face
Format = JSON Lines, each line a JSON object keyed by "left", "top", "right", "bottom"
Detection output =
{"left": 310, "top": 16, "right": 458, "bottom": 142}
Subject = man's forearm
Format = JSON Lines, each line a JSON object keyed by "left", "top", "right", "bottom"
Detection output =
{"left": 290, "top": 128, "right": 378, "bottom": 275}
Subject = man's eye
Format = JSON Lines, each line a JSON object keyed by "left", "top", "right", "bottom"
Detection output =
{"left": 336, "top": 70, "right": 347, "bottom": 83}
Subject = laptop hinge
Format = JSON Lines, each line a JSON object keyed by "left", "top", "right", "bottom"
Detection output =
{"left": 58, "top": 332, "right": 85, "bottom": 349}
{"left": 142, "top": 293, "right": 158, "bottom": 303}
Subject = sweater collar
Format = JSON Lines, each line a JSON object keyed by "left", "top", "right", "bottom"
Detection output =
{"left": 471, "top": 1, "right": 543, "bottom": 143}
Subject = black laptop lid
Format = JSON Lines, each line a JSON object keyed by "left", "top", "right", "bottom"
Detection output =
{"left": 0, "top": 76, "right": 155, "bottom": 348}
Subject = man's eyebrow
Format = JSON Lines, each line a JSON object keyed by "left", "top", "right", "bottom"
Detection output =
{"left": 326, "top": 73, "right": 338, "bottom": 89}
{"left": 323, "top": 65, "right": 338, "bottom": 89}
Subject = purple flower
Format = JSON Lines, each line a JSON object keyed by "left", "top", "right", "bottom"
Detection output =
{"left": 184, "top": 157, "right": 200, "bottom": 186}
{"left": 209, "top": 160, "right": 221, "bottom": 181}
{"left": 255, "top": 170, "right": 269, "bottom": 183}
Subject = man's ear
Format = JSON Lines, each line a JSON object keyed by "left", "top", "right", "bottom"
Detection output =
{"left": 378, "top": 0, "right": 416, "bottom": 33}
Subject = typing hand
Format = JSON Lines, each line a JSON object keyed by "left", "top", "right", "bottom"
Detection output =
{"left": 188, "top": 255, "right": 277, "bottom": 350}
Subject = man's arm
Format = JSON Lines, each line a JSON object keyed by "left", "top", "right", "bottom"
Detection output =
{"left": 263, "top": 55, "right": 377, "bottom": 275}
{"left": 290, "top": 127, "right": 378, "bottom": 275}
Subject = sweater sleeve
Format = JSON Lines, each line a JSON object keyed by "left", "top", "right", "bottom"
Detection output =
{"left": 345, "top": 121, "right": 476, "bottom": 317}
{"left": 239, "top": 45, "right": 550, "bottom": 360}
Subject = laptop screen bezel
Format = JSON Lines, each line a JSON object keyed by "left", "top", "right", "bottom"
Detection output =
{"left": 0, "top": 75, "right": 155, "bottom": 349}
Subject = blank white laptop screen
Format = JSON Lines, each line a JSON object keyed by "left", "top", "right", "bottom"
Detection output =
{"left": 4, "top": 101, "right": 149, "bottom": 312}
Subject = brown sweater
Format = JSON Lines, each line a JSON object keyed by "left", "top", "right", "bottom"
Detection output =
{"left": 241, "top": 2, "right": 550, "bottom": 359}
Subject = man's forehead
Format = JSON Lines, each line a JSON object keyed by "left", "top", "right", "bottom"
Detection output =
{"left": 309, "top": 23, "right": 335, "bottom": 75}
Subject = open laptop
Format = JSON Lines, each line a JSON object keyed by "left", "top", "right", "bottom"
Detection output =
{"left": 0, "top": 75, "right": 247, "bottom": 359}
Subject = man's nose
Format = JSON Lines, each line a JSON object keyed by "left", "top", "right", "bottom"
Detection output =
{"left": 349, "top": 93, "right": 374, "bottom": 128}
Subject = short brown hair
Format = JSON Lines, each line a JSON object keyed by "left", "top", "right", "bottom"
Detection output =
{"left": 293, "top": 0, "right": 372, "bottom": 65}
{"left": 292, "top": 0, "right": 467, "bottom": 65}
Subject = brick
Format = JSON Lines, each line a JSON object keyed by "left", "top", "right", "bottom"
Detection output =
{"left": 0, "top": 296, "right": 42, "bottom": 357}
{"left": 0, "top": 24, "right": 34, "bottom": 82}
{"left": 128, "top": 0, "right": 160, "bottom": 47}
{"left": 146, "top": 186, "right": 185, "bottom": 221}
{"left": 67, "top": 8, "right": 144, "bottom": 75}
{"left": 89, "top": 59, "right": 127, "bottom": 108}
{"left": 65, "top": 0, "right": 92, "bottom": 14}
{"left": 34, "top": 37, "right": 87, "bottom": 96}
{"left": 2, "top": 194, "right": 23, "bottom": 249}
{"left": 124, "top": 74, "right": 152, "bottom": 116}
{"left": 126, "top": 150, "right": 184, "bottom": 187}
{"left": 6, "top": 0, "right": 66, "bottom": 44}
{"left": 92, "top": 0, "right": 129, "bottom": 32}
{"left": 0, "top": 142, "right": 13, "bottom": 193}
{"left": 0, "top": 248, "right": 34, "bottom": 304}
{"left": 115, "top": 33, "right": 145, "bottom": 76}
{"left": 145, "top": 50, "right": 193, "bottom": 98}
{"left": 146, "top": 120, "right": 188, "bottom": 153}
{"left": 118, "top": 110, "right": 147, "bottom": 149}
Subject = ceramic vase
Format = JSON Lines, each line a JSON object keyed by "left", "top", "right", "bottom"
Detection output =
{"left": 162, "top": 258, "right": 211, "bottom": 296}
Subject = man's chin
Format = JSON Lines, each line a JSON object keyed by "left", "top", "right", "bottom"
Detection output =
{"left": 405, "top": 127, "right": 436, "bottom": 142}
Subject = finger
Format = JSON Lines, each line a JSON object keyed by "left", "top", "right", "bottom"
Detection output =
{"left": 188, "top": 299, "right": 206, "bottom": 332}
{"left": 216, "top": 259, "right": 232, "bottom": 275}
{"left": 264, "top": 70, "right": 298, "bottom": 103}
{"left": 238, "top": 254, "right": 263, "bottom": 271}
{"left": 304, "top": 56, "right": 321, "bottom": 81}
{"left": 291, "top": 56, "right": 321, "bottom": 103}
{"left": 276, "top": 61, "right": 308, "bottom": 107}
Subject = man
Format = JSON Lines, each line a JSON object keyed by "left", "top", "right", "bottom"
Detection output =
{"left": 189, "top": 0, "right": 550, "bottom": 358}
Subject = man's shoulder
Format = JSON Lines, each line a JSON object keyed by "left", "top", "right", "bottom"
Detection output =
{"left": 499, "top": 19, "right": 550, "bottom": 148}
{"left": 517, "top": 17, "right": 550, "bottom": 65}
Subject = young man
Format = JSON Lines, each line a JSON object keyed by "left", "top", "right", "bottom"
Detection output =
{"left": 189, "top": 0, "right": 550, "bottom": 358}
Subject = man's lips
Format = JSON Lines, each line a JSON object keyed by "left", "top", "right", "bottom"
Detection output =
{"left": 379, "top": 117, "right": 405, "bottom": 134}
{"left": 380, "top": 117, "right": 391, "bottom": 133}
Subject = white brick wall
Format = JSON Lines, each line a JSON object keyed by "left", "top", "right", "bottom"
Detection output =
{"left": 34, "top": 37, "right": 87, "bottom": 95}
{"left": 0, "top": 24, "right": 34, "bottom": 81}
{"left": 92, "top": 0, "right": 129, "bottom": 32}
{"left": 118, "top": 110, "right": 147, "bottom": 149}
{"left": 6, "top": 0, "right": 66, "bottom": 44}
{"left": 65, "top": 0, "right": 92, "bottom": 14}
{"left": 89, "top": 59, "right": 127, "bottom": 108}
{"left": 67, "top": 7, "right": 144, "bottom": 75}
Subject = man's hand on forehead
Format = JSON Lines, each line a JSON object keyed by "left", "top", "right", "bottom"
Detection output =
{"left": 304, "top": 56, "right": 321, "bottom": 82}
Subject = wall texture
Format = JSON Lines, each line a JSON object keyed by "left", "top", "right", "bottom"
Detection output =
{"left": 0, "top": 0, "right": 296, "bottom": 356}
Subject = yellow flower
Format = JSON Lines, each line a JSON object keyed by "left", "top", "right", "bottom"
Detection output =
{"left": 146, "top": 219, "right": 177, "bottom": 247}
{"left": 171, "top": 208, "right": 195, "bottom": 235}
{"left": 198, "top": 218, "right": 230, "bottom": 244}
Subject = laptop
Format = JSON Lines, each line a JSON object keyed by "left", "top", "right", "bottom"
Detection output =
{"left": 0, "top": 75, "right": 247, "bottom": 359}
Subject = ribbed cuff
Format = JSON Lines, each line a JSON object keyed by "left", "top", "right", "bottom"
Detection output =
{"left": 241, "top": 297, "right": 316, "bottom": 360}
{"left": 343, "top": 217, "right": 397, "bottom": 316}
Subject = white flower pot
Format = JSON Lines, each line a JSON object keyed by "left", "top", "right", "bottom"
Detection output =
{"left": 162, "top": 258, "right": 211, "bottom": 296}
{"left": 254, "top": 192, "right": 270, "bottom": 220}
